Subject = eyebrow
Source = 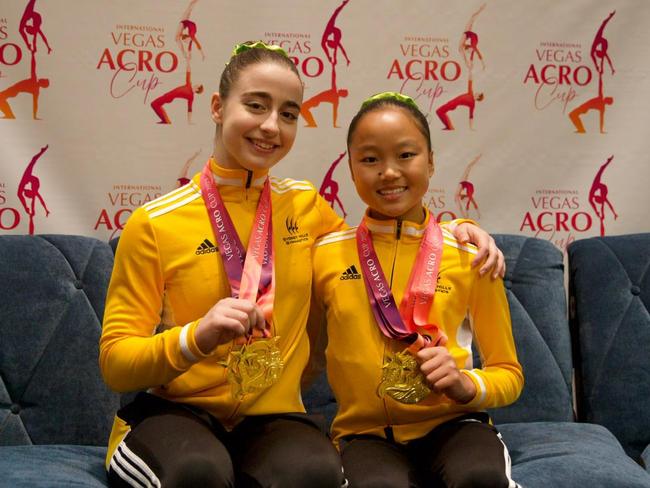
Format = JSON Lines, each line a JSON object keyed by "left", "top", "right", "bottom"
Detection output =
{"left": 243, "top": 91, "right": 302, "bottom": 111}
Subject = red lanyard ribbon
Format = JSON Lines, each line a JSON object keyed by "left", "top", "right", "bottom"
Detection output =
{"left": 200, "top": 162, "right": 275, "bottom": 337}
{"left": 356, "top": 218, "right": 446, "bottom": 352}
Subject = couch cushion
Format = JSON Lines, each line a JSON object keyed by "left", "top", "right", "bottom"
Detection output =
{"left": 483, "top": 235, "right": 574, "bottom": 424}
{"left": 499, "top": 422, "right": 650, "bottom": 487}
{"left": 0, "top": 235, "right": 120, "bottom": 446}
{"left": 0, "top": 445, "right": 108, "bottom": 487}
{"left": 569, "top": 234, "right": 650, "bottom": 461}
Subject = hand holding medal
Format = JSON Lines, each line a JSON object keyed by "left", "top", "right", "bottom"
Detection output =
{"left": 416, "top": 345, "right": 477, "bottom": 404}
{"left": 356, "top": 218, "right": 447, "bottom": 405}
{"left": 199, "top": 162, "right": 284, "bottom": 399}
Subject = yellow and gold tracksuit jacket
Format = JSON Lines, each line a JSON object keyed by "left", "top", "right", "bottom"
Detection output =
{"left": 100, "top": 159, "right": 345, "bottom": 464}
{"left": 312, "top": 209, "right": 524, "bottom": 446}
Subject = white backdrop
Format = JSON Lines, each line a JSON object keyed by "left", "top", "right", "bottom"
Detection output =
{"left": 1, "top": 0, "right": 649, "bottom": 251}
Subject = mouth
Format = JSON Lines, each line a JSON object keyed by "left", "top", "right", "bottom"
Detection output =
{"left": 377, "top": 187, "right": 407, "bottom": 199}
{"left": 248, "top": 138, "right": 277, "bottom": 153}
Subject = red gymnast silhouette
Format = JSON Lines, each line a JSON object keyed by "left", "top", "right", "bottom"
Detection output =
{"left": 177, "top": 0, "right": 205, "bottom": 62}
{"left": 435, "top": 75, "right": 484, "bottom": 130}
{"left": 459, "top": 3, "right": 486, "bottom": 72}
{"left": 321, "top": 0, "right": 351, "bottom": 72}
{"left": 319, "top": 151, "right": 348, "bottom": 218}
{"left": 454, "top": 153, "right": 482, "bottom": 219}
{"left": 589, "top": 155, "right": 617, "bottom": 237}
{"left": 19, "top": 0, "right": 52, "bottom": 55}
{"left": 17, "top": 145, "right": 50, "bottom": 235}
{"left": 177, "top": 148, "right": 202, "bottom": 187}
{"left": 150, "top": 61, "right": 203, "bottom": 124}
{"left": 591, "top": 11, "right": 615, "bottom": 77}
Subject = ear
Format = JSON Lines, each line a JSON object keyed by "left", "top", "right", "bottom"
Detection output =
{"left": 211, "top": 92, "right": 223, "bottom": 124}
{"left": 428, "top": 151, "right": 435, "bottom": 178}
{"left": 348, "top": 156, "right": 355, "bottom": 182}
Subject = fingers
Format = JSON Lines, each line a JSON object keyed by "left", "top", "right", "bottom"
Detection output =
{"left": 416, "top": 346, "right": 461, "bottom": 392}
{"left": 476, "top": 237, "right": 496, "bottom": 276}
{"left": 455, "top": 227, "right": 471, "bottom": 244}
{"left": 222, "top": 298, "right": 266, "bottom": 335}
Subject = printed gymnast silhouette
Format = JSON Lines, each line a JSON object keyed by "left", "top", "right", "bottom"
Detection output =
{"left": 177, "top": 0, "right": 205, "bottom": 62}
{"left": 459, "top": 3, "right": 486, "bottom": 72}
{"left": 19, "top": 0, "right": 52, "bottom": 55}
{"left": 454, "top": 154, "right": 482, "bottom": 219}
{"left": 17, "top": 145, "right": 50, "bottom": 235}
{"left": 568, "top": 93, "right": 613, "bottom": 133}
{"left": 321, "top": 0, "right": 351, "bottom": 71}
{"left": 318, "top": 152, "right": 348, "bottom": 218}
{"left": 588, "top": 155, "right": 617, "bottom": 237}
{"left": 591, "top": 11, "right": 615, "bottom": 76}
{"left": 302, "top": 0, "right": 351, "bottom": 128}
{"left": 300, "top": 86, "right": 349, "bottom": 128}
{"left": 177, "top": 149, "right": 202, "bottom": 187}
{"left": 0, "top": 75, "right": 49, "bottom": 119}
{"left": 569, "top": 11, "right": 616, "bottom": 134}
{"left": 150, "top": 53, "right": 203, "bottom": 124}
{"left": 435, "top": 73, "right": 484, "bottom": 130}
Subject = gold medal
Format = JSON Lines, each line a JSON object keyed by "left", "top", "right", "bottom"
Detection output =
{"left": 378, "top": 350, "right": 430, "bottom": 404}
{"left": 223, "top": 337, "right": 284, "bottom": 400}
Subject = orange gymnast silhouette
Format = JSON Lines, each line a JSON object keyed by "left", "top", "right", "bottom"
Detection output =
{"left": 301, "top": 86, "right": 349, "bottom": 128}
{"left": 18, "top": 145, "right": 50, "bottom": 235}
{"left": 0, "top": 76, "right": 50, "bottom": 119}
{"left": 568, "top": 94, "right": 613, "bottom": 134}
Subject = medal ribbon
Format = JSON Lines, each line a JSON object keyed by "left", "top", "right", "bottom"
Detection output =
{"left": 356, "top": 217, "right": 446, "bottom": 353}
{"left": 200, "top": 162, "right": 274, "bottom": 337}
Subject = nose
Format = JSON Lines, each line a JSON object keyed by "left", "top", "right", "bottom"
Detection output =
{"left": 380, "top": 160, "right": 401, "bottom": 180}
{"left": 260, "top": 111, "right": 280, "bottom": 136}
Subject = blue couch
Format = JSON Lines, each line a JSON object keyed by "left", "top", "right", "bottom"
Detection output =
{"left": 1, "top": 233, "right": 649, "bottom": 487}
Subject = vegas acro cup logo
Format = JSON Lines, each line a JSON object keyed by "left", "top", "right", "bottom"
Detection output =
{"left": 300, "top": 0, "right": 350, "bottom": 128}
{"left": 523, "top": 10, "right": 616, "bottom": 134}
{"left": 0, "top": 0, "right": 51, "bottom": 120}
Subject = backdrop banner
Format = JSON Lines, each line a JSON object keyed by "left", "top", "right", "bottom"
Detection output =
{"left": 1, "top": 0, "right": 648, "bottom": 252}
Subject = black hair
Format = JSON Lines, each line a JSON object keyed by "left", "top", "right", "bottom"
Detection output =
{"left": 346, "top": 97, "right": 432, "bottom": 153}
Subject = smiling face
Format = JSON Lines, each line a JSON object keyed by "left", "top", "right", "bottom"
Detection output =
{"left": 348, "top": 107, "right": 434, "bottom": 223}
{"left": 211, "top": 62, "right": 303, "bottom": 172}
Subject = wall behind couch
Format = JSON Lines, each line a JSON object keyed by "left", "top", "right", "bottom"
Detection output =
{"left": 1, "top": 0, "right": 648, "bottom": 251}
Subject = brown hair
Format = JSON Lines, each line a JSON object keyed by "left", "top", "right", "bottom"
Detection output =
{"left": 219, "top": 43, "right": 302, "bottom": 100}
